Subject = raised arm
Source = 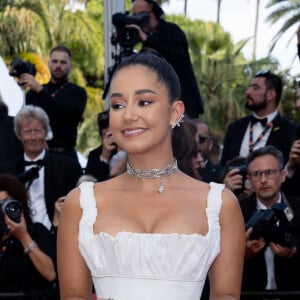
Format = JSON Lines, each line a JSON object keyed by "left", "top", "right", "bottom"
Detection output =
{"left": 57, "top": 188, "right": 93, "bottom": 300}
{"left": 208, "top": 188, "right": 245, "bottom": 300}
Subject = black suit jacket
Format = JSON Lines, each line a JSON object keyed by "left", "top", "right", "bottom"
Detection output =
{"left": 220, "top": 114, "right": 298, "bottom": 165}
{"left": 143, "top": 19, "right": 203, "bottom": 118}
{"left": 0, "top": 113, "right": 23, "bottom": 165}
{"left": 199, "top": 160, "right": 222, "bottom": 183}
{"left": 85, "top": 145, "right": 110, "bottom": 182}
{"left": 0, "top": 151, "right": 83, "bottom": 222}
{"left": 239, "top": 194, "right": 300, "bottom": 293}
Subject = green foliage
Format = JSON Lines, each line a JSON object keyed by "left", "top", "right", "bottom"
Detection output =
{"left": 2, "top": 0, "right": 300, "bottom": 158}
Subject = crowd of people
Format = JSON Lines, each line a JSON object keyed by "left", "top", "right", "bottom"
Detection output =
{"left": 0, "top": 0, "right": 300, "bottom": 299}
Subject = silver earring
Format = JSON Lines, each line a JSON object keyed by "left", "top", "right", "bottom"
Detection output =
{"left": 172, "top": 114, "right": 184, "bottom": 129}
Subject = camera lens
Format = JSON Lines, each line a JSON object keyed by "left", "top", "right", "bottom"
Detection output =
{"left": 1, "top": 198, "right": 22, "bottom": 223}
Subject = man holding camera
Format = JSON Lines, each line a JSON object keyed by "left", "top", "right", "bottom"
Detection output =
{"left": 85, "top": 109, "right": 121, "bottom": 181}
{"left": 16, "top": 45, "right": 87, "bottom": 162}
{"left": 128, "top": 0, "right": 203, "bottom": 118}
{"left": 239, "top": 146, "right": 300, "bottom": 299}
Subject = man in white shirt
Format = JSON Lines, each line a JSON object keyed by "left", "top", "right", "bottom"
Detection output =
{"left": 0, "top": 105, "right": 83, "bottom": 231}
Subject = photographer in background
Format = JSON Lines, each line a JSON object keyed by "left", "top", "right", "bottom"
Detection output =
{"left": 129, "top": 0, "right": 203, "bottom": 118}
{"left": 239, "top": 146, "right": 300, "bottom": 299}
{"left": 13, "top": 45, "right": 87, "bottom": 162}
{"left": 0, "top": 173, "right": 57, "bottom": 299}
{"left": 0, "top": 105, "right": 82, "bottom": 232}
{"left": 85, "top": 109, "right": 125, "bottom": 181}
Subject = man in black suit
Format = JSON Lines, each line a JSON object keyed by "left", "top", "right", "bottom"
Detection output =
{"left": 130, "top": 0, "right": 203, "bottom": 118}
{"left": 240, "top": 146, "right": 300, "bottom": 300}
{"left": 0, "top": 105, "right": 83, "bottom": 231}
{"left": 15, "top": 45, "right": 87, "bottom": 162}
{"left": 220, "top": 70, "right": 297, "bottom": 166}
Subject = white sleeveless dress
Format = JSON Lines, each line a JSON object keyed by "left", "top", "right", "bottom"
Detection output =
{"left": 78, "top": 182, "right": 224, "bottom": 300}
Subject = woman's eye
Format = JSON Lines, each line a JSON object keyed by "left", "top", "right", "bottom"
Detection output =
{"left": 111, "top": 102, "right": 125, "bottom": 110}
{"left": 139, "top": 99, "right": 152, "bottom": 106}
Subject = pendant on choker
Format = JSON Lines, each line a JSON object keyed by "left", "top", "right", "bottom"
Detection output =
{"left": 126, "top": 159, "right": 178, "bottom": 194}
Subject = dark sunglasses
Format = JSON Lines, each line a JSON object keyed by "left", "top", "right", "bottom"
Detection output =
{"left": 198, "top": 135, "right": 209, "bottom": 144}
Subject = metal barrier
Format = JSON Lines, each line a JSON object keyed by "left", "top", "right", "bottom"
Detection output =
{"left": 0, "top": 293, "right": 27, "bottom": 299}
{"left": 241, "top": 290, "right": 300, "bottom": 299}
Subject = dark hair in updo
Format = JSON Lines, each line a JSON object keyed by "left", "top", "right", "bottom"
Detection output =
{"left": 111, "top": 47, "right": 182, "bottom": 103}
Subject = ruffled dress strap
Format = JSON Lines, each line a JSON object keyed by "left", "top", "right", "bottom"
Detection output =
{"left": 206, "top": 182, "right": 225, "bottom": 238}
{"left": 78, "top": 181, "right": 97, "bottom": 228}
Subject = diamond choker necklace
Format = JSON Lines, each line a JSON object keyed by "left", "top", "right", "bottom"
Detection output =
{"left": 126, "top": 159, "right": 178, "bottom": 194}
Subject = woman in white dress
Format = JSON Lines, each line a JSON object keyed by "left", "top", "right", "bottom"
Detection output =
{"left": 57, "top": 49, "right": 245, "bottom": 300}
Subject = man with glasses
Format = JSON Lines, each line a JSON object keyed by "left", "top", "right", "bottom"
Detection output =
{"left": 129, "top": 0, "right": 203, "bottom": 118}
{"left": 220, "top": 70, "right": 297, "bottom": 166}
{"left": 239, "top": 145, "right": 300, "bottom": 299}
{"left": 191, "top": 119, "right": 221, "bottom": 183}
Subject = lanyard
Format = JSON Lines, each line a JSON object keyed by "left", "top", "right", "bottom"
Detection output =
{"left": 44, "top": 81, "right": 69, "bottom": 98}
{"left": 249, "top": 121, "right": 273, "bottom": 152}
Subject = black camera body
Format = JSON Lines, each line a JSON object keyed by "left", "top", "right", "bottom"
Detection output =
{"left": 246, "top": 202, "right": 295, "bottom": 247}
{"left": 111, "top": 12, "right": 150, "bottom": 48}
{"left": 9, "top": 57, "right": 36, "bottom": 78}
{"left": 228, "top": 165, "right": 248, "bottom": 194}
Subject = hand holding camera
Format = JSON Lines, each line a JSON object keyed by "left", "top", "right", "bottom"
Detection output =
{"left": 287, "top": 139, "right": 300, "bottom": 173}
{"left": 4, "top": 212, "right": 28, "bottom": 242}
{"left": 8, "top": 57, "right": 42, "bottom": 92}
{"left": 245, "top": 227, "right": 266, "bottom": 258}
{"left": 224, "top": 165, "right": 247, "bottom": 194}
{"left": 101, "top": 132, "right": 118, "bottom": 162}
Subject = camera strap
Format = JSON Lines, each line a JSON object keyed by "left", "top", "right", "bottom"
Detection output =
{"left": 43, "top": 80, "right": 69, "bottom": 98}
{"left": 281, "top": 192, "right": 294, "bottom": 222}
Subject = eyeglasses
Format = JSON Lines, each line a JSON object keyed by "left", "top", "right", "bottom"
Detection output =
{"left": 198, "top": 135, "right": 209, "bottom": 144}
{"left": 248, "top": 169, "right": 280, "bottom": 180}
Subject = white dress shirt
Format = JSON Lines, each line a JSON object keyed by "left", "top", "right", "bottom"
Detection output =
{"left": 240, "top": 110, "right": 278, "bottom": 158}
{"left": 24, "top": 149, "right": 52, "bottom": 230}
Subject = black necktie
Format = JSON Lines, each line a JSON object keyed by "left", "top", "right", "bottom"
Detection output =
{"left": 23, "top": 159, "right": 45, "bottom": 166}
{"left": 250, "top": 115, "right": 268, "bottom": 127}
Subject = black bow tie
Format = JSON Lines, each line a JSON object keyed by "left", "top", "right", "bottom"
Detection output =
{"left": 23, "top": 159, "right": 45, "bottom": 166}
{"left": 250, "top": 115, "right": 268, "bottom": 127}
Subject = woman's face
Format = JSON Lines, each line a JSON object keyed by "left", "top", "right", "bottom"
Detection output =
{"left": 109, "top": 65, "right": 177, "bottom": 155}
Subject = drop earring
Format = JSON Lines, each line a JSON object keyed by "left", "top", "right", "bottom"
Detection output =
{"left": 171, "top": 114, "right": 185, "bottom": 129}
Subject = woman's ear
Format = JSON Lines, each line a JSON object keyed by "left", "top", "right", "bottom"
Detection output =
{"left": 170, "top": 100, "right": 185, "bottom": 127}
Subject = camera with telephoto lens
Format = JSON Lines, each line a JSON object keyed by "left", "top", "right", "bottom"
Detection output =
{"left": 9, "top": 57, "right": 36, "bottom": 78}
{"left": 111, "top": 11, "right": 150, "bottom": 48}
{"left": 245, "top": 202, "right": 296, "bottom": 247}
{"left": 0, "top": 197, "right": 22, "bottom": 240}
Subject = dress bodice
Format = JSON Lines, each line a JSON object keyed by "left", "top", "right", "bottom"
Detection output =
{"left": 78, "top": 182, "right": 224, "bottom": 300}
